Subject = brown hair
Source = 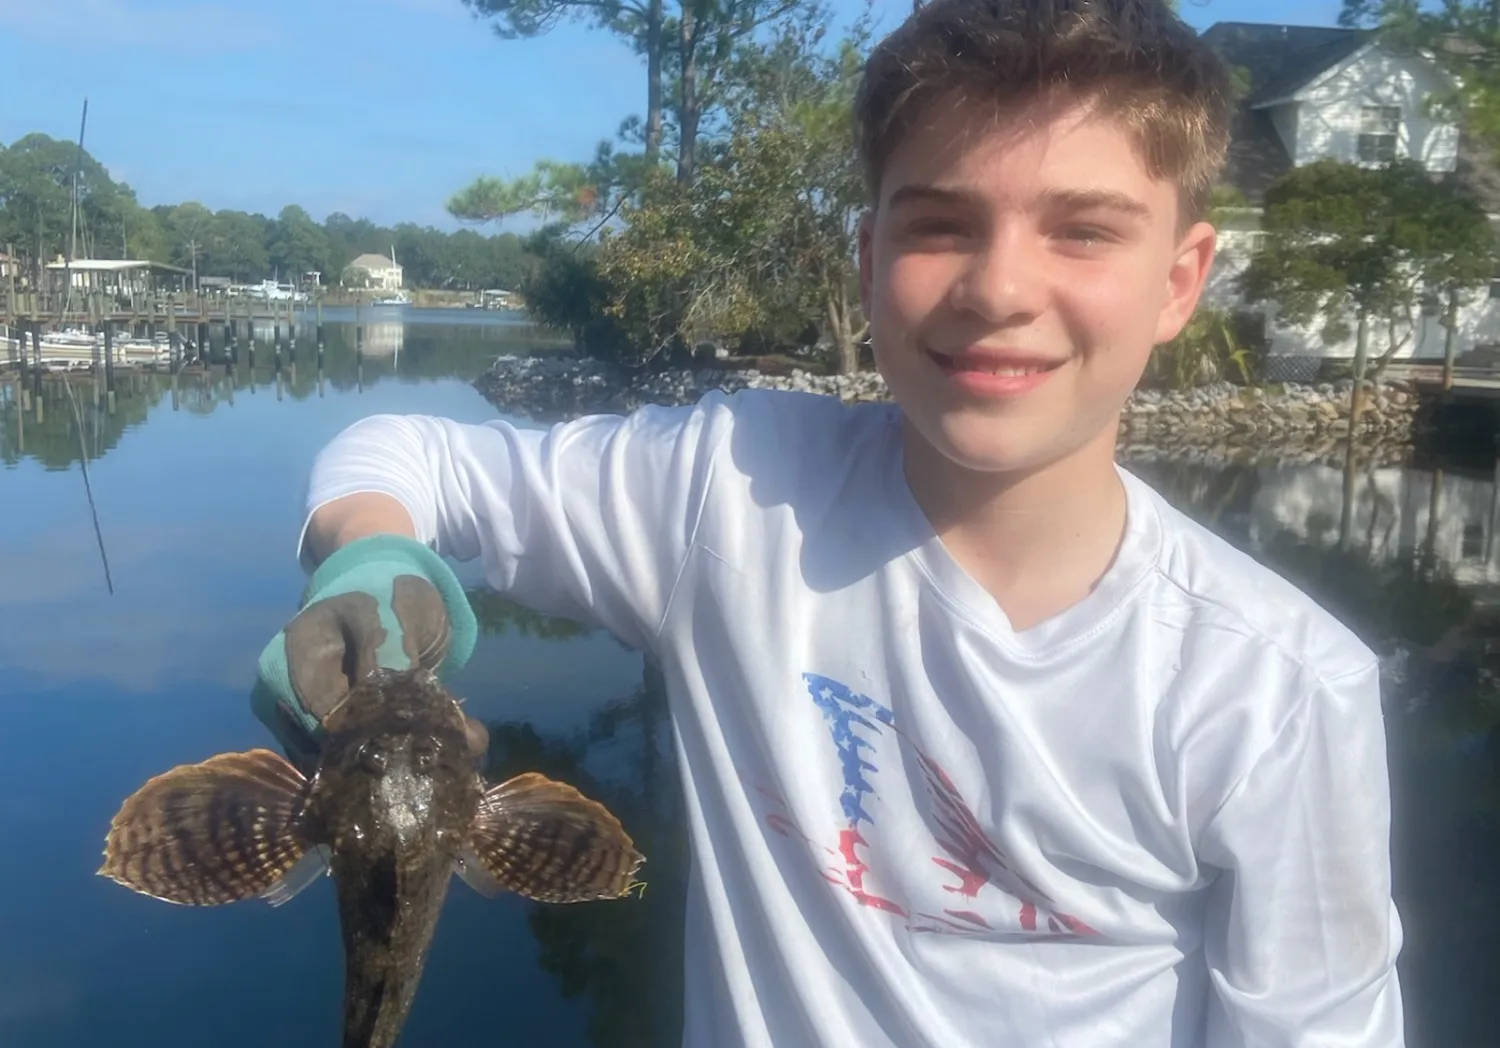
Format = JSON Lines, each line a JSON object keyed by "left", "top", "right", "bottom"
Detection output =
{"left": 853, "top": 0, "right": 1233, "bottom": 228}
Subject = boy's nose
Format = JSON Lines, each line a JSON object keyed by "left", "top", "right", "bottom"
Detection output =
{"left": 946, "top": 234, "right": 1047, "bottom": 325}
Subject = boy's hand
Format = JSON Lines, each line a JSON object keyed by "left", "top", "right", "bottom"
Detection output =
{"left": 250, "top": 534, "right": 484, "bottom": 766}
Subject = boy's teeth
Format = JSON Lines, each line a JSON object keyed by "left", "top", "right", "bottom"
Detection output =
{"left": 959, "top": 363, "right": 1041, "bottom": 375}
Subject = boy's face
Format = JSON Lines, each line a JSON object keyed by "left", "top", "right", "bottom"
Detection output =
{"left": 858, "top": 93, "right": 1217, "bottom": 479}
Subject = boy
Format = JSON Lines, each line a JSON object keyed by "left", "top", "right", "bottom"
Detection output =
{"left": 253, "top": 0, "right": 1406, "bottom": 1044}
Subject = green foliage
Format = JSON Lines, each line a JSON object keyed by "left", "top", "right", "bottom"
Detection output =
{"left": 502, "top": 5, "right": 872, "bottom": 371}
{"left": 1238, "top": 158, "right": 1499, "bottom": 354}
{"left": 1144, "top": 307, "right": 1264, "bottom": 389}
{"left": 515, "top": 233, "right": 635, "bottom": 359}
{"left": 0, "top": 132, "right": 143, "bottom": 264}
{"left": 0, "top": 133, "right": 537, "bottom": 291}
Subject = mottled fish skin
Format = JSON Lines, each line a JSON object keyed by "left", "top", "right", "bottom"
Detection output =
{"left": 304, "top": 668, "right": 481, "bottom": 1048}
{"left": 98, "top": 667, "right": 648, "bottom": 1048}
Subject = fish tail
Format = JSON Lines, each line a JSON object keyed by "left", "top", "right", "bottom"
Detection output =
{"left": 335, "top": 857, "right": 451, "bottom": 1048}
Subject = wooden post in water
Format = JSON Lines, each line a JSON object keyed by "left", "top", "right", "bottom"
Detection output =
{"left": 103, "top": 320, "right": 117, "bottom": 414}
{"left": 18, "top": 320, "right": 31, "bottom": 413}
{"left": 168, "top": 296, "right": 181, "bottom": 411}
{"left": 229, "top": 300, "right": 240, "bottom": 370}
{"left": 1487, "top": 454, "right": 1500, "bottom": 564}
{"left": 355, "top": 299, "right": 365, "bottom": 393}
{"left": 29, "top": 324, "right": 43, "bottom": 426}
{"left": 168, "top": 293, "right": 180, "bottom": 369}
{"left": 1424, "top": 468, "right": 1445, "bottom": 563}
{"left": 92, "top": 307, "right": 103, "bottom": 410}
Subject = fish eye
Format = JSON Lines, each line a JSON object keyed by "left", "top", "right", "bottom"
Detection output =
{"left": 357, "top": 741, "right": 388, "bottom": 773}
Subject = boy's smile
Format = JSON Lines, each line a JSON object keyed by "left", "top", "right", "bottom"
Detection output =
{"left": 858, "top": 92, "right": 1218, "bottom": 480}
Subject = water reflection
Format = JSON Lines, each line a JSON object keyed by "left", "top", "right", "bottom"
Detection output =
{"left": 1126, "top": 446, "right": 1500, "bottom": 1046}
{"left": 1, "top": 319, "right": 1497, "bottom": 1045}
{"left": 0, "top": 310, "right": 564, "bottom": 472}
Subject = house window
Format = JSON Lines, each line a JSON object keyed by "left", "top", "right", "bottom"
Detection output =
{"left": 1358, "top": 105, "right": 1401, "bottom": 164}
{"left": 1462, "top": 522, "right": 1484, "bottom": 559}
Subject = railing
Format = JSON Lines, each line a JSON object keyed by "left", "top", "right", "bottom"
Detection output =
{"left": 0, "top": 288, "right": 312, "bottom": 326}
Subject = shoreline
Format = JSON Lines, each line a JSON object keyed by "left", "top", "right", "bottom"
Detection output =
{"left": 473, "top": 353, "right": 1421, "bottom": 469}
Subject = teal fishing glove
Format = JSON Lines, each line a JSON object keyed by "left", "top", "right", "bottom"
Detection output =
{"left": 251, "top": 534, "right": 481, "bottom": 763}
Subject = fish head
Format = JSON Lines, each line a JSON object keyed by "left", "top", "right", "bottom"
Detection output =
{"left": 312, "top": 667, "right": 480, "bottom": 861}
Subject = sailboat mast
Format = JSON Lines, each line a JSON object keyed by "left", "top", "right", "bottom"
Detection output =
{"left": 62, "top": 97, "right": 89, "bottom": 320}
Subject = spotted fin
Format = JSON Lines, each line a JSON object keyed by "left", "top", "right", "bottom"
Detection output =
{"left": 457, "top": 772, "right": 645, "bottom": 904}
{"left": 99, "top": 748, "right": 323, "bottom": 907}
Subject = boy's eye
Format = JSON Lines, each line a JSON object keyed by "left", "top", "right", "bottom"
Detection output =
{"left": 1056, "top": 225, "right": 1114, "bottom": 246}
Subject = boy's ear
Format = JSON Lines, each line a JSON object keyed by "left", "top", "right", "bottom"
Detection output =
{"left": 1153, "top": 220, "right": 1218, "bottom": 345}
{"left": 857, "top": 209, "right": 876, "bottom": 317}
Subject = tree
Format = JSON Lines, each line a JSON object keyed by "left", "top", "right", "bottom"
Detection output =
{"left": 456, "top": 0, "right": 805, "bottom": 220}
{"left": 577, "top": 8, "right": 870, "bottom": 369}
{"left": 0, "top": 133, "right": 142, "bottom": 272}
{"left": 1239, "top": 157, "right": 1498, "bottom": 418}
{"left": 267, "top": 204, "right": 330, "bottom": 282}
{"left": 662, "top": 0, "right": 804, "bottom": 184}
{"left": 461, "top": 0, "right": 669, "bottom": 163}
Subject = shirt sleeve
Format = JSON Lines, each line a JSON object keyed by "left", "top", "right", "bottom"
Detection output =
{"left": 1197, "top": 658, "right": 1406, "bottom": 1047}
{"left": 297, "top": 392, "right": 737, "bottom": 655}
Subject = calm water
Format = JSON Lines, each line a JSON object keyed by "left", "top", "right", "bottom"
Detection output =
{"left": 1, "top": 312, "right": 1495, "bottom": 1047}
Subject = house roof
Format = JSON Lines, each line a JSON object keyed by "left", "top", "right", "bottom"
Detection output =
{"left": 1202, "top": 22, "right": 1373, "bottom": 107}
{"left": 43, "top": 258, "right": 191, "bottom": 274}
{"left": 349, "top": 253, "right": 400, "bottom": 269}
{"left": 1201, "top": 23, "right": 1369, "bottom": 204}
{"left": 1201, "top": 21, "right": 1500, "bottom": 212}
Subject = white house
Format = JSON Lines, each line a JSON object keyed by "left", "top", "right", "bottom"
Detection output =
{"left": 346, "top": 251, "right": 403, "bottom": 291}
{"left": 1200, "top": 22, "right": 1500, "bottom": 380}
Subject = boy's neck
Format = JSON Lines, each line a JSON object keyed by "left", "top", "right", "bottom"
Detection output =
{"left": 901, "top": 417, "right": 1129, "bottom": 632}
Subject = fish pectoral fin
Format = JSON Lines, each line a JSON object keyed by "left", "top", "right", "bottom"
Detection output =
{"left": 99, "top": 748, "right": 317, "bottom": 907}
{"left": 454, "top": 846, "right": 508, "bottom": 899}
{"left": 262, "top": 843, "right": 331, "bottom": 908}
{"left": 462, "top": 772, "right": 646, "bottom": 904}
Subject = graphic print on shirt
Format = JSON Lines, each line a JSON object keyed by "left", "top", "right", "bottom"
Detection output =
{"left": 753, "top": 672, "right": 1097, "bottom": 938}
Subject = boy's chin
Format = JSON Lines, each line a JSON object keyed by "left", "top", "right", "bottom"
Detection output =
{"left": 901, "top": 409, "right": 1118, "bottom": 478}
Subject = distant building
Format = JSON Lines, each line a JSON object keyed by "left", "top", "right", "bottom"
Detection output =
{"left": 346, "top": 252, "right": 403, "bottom": 291}
{"left": 1200, "top": 21, "right": 1500, "bottom": 378}
{"left": 43, "top": 258, "right": 193, "bottom": 299}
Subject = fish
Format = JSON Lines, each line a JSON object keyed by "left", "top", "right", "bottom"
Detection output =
{"left": 97, "top": 667, "right": 646, "bottom": 1048}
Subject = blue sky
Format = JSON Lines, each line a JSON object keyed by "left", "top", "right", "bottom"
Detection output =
{"left": 0, "top": 0, "right": 1342, "bottom": 232}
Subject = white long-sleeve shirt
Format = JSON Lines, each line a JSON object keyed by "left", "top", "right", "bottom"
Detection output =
{"left": 301, "top": 388, "right": 1405, "bottom": 1047}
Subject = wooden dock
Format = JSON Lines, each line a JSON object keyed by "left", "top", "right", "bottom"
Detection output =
{"left": 1383, "top": 361, "right": 1500, "bottom": 396}
{"left": 1, "top": 286, "right": 328, "bottom": 376}
{"left": 2, "top": 288, "right": 309, "bottom": 328}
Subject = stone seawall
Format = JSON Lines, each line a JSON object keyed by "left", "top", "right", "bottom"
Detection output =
{"left": 474, "top": 354, "right": 1420, "bottom": 467}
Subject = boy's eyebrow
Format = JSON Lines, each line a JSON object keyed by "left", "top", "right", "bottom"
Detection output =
{"left": 886, "top": 183, "right": 1152, "bottom": 219}
{"left": 886, "top": 183, "right": 982, "bottom": 210}
{"left": 1038, "top": 188, "right": 1152, "bottom": 219}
